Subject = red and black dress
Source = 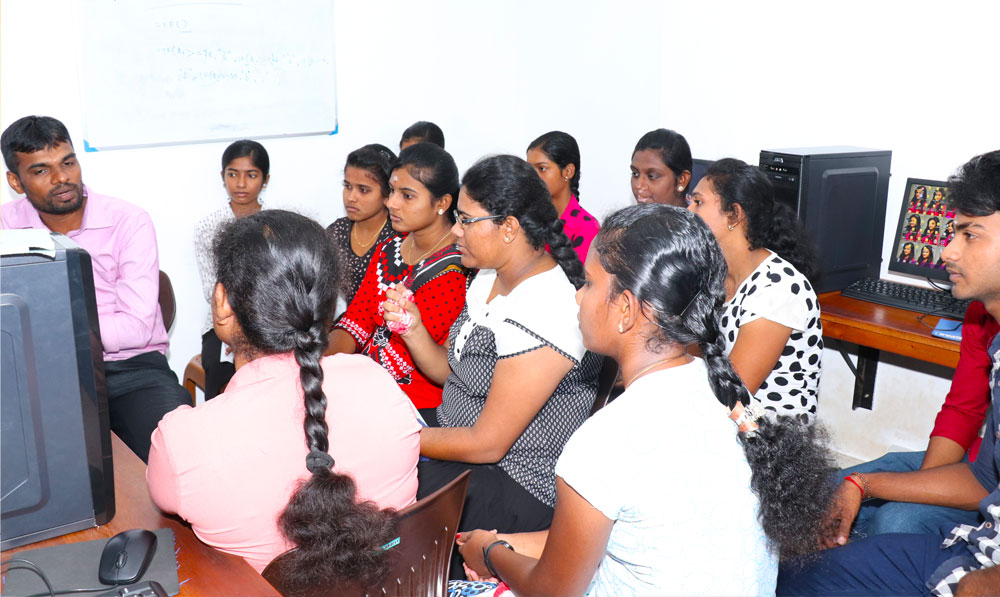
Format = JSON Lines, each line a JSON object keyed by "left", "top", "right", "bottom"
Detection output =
{"left": 335, "top": 235, "right": 470, "bottom": 413}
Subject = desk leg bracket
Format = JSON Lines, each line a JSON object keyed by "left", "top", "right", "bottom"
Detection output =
{"left": 834, "top": 339, "right": 878, "bottom": 410}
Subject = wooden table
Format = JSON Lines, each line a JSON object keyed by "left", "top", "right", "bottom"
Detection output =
{"left": 819, "top": 291, "right": 961, "bottom": 409}
{"left": 1, "top": 435, "right": 279, "bottom": 596}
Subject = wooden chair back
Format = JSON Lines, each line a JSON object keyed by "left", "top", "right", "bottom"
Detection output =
{"left": 263, "top": 470, "right": 471, "bottom": 596}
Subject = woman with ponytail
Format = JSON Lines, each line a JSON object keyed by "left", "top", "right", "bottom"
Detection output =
{"left": 147, "top": 210, "right": 420, "bottom": 583}
{"left": 688, "top": 158, "right": 823, "bottom": 424}
{"left": 454, "top": 204, "right": 835, "bottom": 596}
{"left": 383, "top": 155, "right": 600, "bottom": 539}
{"left": 527, "top": 131, "right": 600, "bottom": 263}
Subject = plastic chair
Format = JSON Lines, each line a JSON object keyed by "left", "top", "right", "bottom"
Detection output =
{"left": 263, "top": 470, "right": 471, "bottom": 597}
{"left": 158, "top": 270, "right": 175, "bottom": 331}
{"left": 590, "top": 356, "right": 620, "bottom": 416}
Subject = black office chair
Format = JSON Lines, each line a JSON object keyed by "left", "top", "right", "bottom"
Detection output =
{"left": 157, "top": 270, "right": 176, "bottom": 332}
{"left": 590, "top": 356, "right": 620, "bottom": 416}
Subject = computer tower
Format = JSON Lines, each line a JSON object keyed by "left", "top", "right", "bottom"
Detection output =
{"left": 759, "top": 146, "right": 892, "bottom": 294}
{"left": 1, "top": 232, "right": 115, "bottom": 550}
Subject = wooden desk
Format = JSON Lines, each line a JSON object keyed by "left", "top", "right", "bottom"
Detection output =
{"left": 819, "top": 291, "right": 961, "bottom": 409}
{"left": 1, "top": 435, "right": 279, "bottom": 597}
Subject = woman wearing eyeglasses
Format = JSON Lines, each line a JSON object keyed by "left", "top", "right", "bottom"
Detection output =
{"left": 327, "top": 143, "right": 470, "bottom": 423}
{"left": 383, "top": 155, "right": 600, "bottom": 543}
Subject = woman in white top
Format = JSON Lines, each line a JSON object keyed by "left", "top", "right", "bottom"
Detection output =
{"left": 454, "top": 205, "right": 835, "bottom": 596}
{"left": 687, "top": 158, "right": 822, "bottom": 423}
{"left": 193, "top": 140, "right": 270, "bottom": 399}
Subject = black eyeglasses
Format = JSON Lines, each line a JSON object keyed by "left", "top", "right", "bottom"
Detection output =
{"left": 453, "top": 210, "right": 504, "bottom": 227}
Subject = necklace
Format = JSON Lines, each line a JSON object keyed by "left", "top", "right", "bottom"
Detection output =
{"left": 352, "top": 215, "right": 387, "bottom": 249}
{"left": 407, "top": 229, "right": 453, "bottom": 264}
{"left": 624, "top": 353, "right": 688, "bottom": 388}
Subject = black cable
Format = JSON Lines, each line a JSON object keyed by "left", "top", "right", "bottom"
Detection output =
{"left": 1, "top": 557, "right": 110, "bottom": 597}
{"left": 23, "top": 588, "right": 111, "bottom": 597}
{"left": 0, "top": 558, "right": 55, "bottom": 596}
{"left": 926, "top": 276, "right": 952, "bottom": 292}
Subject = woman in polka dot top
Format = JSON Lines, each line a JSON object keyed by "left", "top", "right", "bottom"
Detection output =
{"left": 687, "top": 158, "right": 822, "bottom": 424}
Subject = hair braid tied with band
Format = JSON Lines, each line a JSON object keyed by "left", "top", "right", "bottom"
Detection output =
{"left": 214, "top": 210, "right": 396, "bottom": 588}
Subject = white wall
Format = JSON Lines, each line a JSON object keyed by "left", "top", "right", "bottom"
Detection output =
{"left": 3, "top": 0, "right": 999, "bottom": 459}
{"left": 659, "top": 0, "right": 1000, "bottom": 460}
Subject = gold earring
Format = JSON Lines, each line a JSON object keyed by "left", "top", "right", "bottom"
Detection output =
{"left": 676, "top": 185, "right": 684, "bottom": 192}
{"left": 728, "top": 223, "right": 735, "bottom": 231}
{"left": 618, "top": 322, "right": 624, "bottom": 334}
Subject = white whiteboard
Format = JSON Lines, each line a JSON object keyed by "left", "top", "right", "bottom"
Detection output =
{"left": 80, "top": 0, "right": 337, "bottom": 151}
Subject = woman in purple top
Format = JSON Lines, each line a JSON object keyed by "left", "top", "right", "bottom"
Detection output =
{"left": 527, "top": 131, "right": 599, "bottom": 263}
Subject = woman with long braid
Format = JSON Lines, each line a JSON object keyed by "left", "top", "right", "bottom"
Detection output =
{"left": 454, "top": 205, "right": 835, "bottom": 596}
{"left": 384, "top": 155, "right": 601, "bottom": 539}
{"left": 147, "top": 210, "right": 420, "bottom": 585}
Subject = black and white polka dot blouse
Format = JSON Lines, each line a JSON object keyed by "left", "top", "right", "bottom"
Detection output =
{"left": 437, "top": 267, "right": 601, "bottom": 507}
{"left": 721, "top": 252, "right": 823, "bottom": 424}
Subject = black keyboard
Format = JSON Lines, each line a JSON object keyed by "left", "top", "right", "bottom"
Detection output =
{"left": 842, "top": 278, "right": 971, "bottom": 321}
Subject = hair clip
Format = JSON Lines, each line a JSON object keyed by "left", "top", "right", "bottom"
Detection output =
{"left": 729, "top": 402, "right": 761, "bottom": 434}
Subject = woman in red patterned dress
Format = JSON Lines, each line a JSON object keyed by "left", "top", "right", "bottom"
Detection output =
{"left": 326, "top": 143, "right": 470, "bottom": 424}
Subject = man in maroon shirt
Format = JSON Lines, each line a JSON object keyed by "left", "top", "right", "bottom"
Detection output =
{"left": 841, "top": 299, "right": 999, "bottom": 538}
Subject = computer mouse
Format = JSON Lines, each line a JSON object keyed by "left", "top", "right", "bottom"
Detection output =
{"left": 98, "top": 529, "right": 157, "bottom": 586}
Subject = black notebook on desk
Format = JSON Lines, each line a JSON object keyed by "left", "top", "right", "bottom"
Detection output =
{"left": 2, "top": 528, "right": 180, "bottom": 597}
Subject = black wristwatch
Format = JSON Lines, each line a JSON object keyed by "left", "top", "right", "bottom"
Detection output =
{"left": 483, "top": 539, "right": 515, "bottom": 579}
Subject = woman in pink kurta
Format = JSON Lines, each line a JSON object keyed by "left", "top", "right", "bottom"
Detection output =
{"left": 527, "top": 131, "right": 600, "bottom": 262}
{"left": 147, "top": 210, "right": 419, "bottom": 583}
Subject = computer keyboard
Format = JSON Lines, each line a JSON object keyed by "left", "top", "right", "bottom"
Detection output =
{"left": 842, "top": 277, "right": 971, "bottom": 321}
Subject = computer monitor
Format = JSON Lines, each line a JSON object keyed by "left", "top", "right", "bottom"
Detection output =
{"left": 887, "top": 178, "right": 954, "bottom": 283}
{"left": 1, "top": 232, "right": 115, "bottom": 550}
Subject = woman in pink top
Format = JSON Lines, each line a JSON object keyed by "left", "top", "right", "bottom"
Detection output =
{"left": 527, "top": 131, "right": 600, "bottom": 263}
{"left": 146, "top": 210, "right": 420, "bottom": 585}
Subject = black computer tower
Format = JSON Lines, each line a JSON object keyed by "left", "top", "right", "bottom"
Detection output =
{"left": 759, "top": 146, "right": 891, "bottom": 294}
{"left": 1, "top": 233, "right": 115, "bottom": 549}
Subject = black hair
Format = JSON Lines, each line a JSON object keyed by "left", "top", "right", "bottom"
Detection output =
{"left": 213, "top": 210, "right": 395, "bottom": 588}
{"left": 898, "top": 241, "right": 914, "bottom": 260}
{"left": 222, "top": 139, "right": 270, "bottom": 178}
{"left": 918, "top": 244, "right": 934, "bottom": 265}
{"left": 528, "top": 131, "right": 582, "bottom": 199}
{"left": 392, "top": 143, "right": 459, "bottom": 223}
{"left": 632, "top": 128, "right": 693, "bottom": 190}
{"left": 400, "top": 121, "right": 445, "bottom": 149}
{"left": 948, "top": 150, "right": 1000, "bottom": 217}
{"left": 345, "top": 143, "right": 397, "bottom": 198}
{"left": 703, "top": 158, "right": 817, "bottom": 279}
{"left": 1, "top": 115, "right": 73, "bottom": 174}
{"left": 593, "top": 204, "right": 836, "bottom": 559}
{"left": 461, "top": 155, "right": 585, "bottom": 289}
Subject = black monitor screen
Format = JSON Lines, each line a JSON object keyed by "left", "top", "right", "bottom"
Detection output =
{"left": 887, "top": 178, "right": 954, "bottom": 283}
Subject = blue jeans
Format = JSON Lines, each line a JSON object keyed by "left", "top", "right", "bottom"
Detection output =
{"left": 777, "top": 533, "right": 971, "bottom": 596}
{"left": 841, "top": 451, "right": 981, "bottom": 537}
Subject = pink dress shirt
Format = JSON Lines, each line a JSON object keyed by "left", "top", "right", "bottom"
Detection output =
{"left": 1, "top": 188, "right": 169, "bottom": 361}
{"left": 146, "top": 352, "right": 421, "bottom": 573}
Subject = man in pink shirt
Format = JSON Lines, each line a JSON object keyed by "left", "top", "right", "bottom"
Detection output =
{"left": 2, "top": 115, "right": 189, "bottom": 462}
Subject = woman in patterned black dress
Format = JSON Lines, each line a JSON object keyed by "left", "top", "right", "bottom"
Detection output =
{"left": 326, "top": 144, "right": 397, "bottom": 305}
{"left": 383, "top": 155, "right": 600, "bottom": 545}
